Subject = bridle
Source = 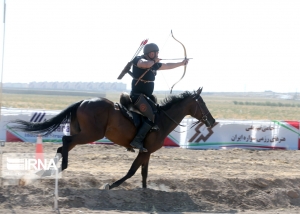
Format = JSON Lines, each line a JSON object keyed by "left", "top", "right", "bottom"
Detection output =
{"left": 161, "top": 93, "right": 212, "bottom": 130}
{"left": 193, "top": 94, "right": 212, "bottom": 128}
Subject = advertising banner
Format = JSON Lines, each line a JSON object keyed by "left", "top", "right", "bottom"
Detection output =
{"left": 3, "top": 109, "right": 69, "bottom": 143}
{"left": 180, "top": 119, "right": 300, "bottom": 150}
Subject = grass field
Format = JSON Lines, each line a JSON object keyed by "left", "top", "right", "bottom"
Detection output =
{"left": 2, "top": 91, "right": 300, "bottom": 121}
{"left": 202, "top": 95, "right": 300, "bottom": 120}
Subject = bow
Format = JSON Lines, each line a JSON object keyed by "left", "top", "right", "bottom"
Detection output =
{"left": 170, "top": 30, "right": 187, "bottom": 94}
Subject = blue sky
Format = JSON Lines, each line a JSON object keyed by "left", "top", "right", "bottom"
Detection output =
{"left": 0, "top": 0, "right": 299, "bottom": 92}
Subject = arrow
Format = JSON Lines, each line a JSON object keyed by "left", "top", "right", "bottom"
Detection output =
{"left": 159, "top": 58, "right": 193, "bottom": 60}
{"left": 131, "top": 38, "right": 148, "bottom": 61}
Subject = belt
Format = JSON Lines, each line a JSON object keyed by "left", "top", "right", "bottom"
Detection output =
{"left": 133, "top": 78, "right": 154, "bottom": 83}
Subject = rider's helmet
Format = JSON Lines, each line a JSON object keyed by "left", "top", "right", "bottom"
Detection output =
{"left": 143, "top": 43, "right": 159, "bottom": 54}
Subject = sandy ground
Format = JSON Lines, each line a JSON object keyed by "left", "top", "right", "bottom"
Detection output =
{"left": 1, "top": 142, "right": 300, "bottom": 214}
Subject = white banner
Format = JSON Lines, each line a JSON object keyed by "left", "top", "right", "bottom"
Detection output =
{"left": 178, "top": 119, "right": 299, "bottom": 150}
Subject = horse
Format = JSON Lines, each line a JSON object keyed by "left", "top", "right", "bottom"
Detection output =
{"left": 9, "top": 87, "right": 215, "bottom": 189}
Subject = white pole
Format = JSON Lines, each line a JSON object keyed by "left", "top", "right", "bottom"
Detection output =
{"left": 54, "top": 156, "right": 59, "bottom": 212}
{"left": 0, "top": 0, "right": 6, "bottom": 120}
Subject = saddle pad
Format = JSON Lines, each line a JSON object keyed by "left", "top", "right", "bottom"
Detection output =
{"left": 115, "top": 103, "right": 143, "bottom": 128}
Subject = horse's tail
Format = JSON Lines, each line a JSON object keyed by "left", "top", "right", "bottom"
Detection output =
{"left": 9, "top": 100, "right": 84, "bottom": 136}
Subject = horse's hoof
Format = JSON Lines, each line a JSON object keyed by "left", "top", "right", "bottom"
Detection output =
{"left": 62, "top": 162, "right": 68, "bottom": 171}
{"left": 19, "top": 177, "right": 26, "bottom": 186}
{"left": 101, "top": 183, "right": 110, "bottom": 190}
{"left": 41, "top": 170, "right": 52, "bottom": 177}
{"left": 102, "top": 183, "right": 110, "bottom": 190}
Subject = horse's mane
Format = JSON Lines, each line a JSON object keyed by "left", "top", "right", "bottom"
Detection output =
{"left": 160, "top": 91, "right": 193, "bottom": 111}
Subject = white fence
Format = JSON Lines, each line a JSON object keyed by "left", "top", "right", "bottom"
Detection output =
{"left": 3, "top": 81, "right": 127, "bottom": 91}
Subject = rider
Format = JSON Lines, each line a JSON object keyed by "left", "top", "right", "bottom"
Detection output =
{"left": 130, "top": 43, "right": 189, "bottom": 152}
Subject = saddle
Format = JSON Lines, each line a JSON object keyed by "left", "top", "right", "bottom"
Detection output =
{"left": 115, "top": 92, "right": 158, "bottom": 130}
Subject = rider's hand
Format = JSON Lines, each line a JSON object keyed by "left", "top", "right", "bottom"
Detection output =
{"left": 182, "top": 59, "right": 189, "bottom": 66}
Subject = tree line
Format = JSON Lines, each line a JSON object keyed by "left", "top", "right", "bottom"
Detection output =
{"left": 233, "top": 101, "right": 300, "bottom": 107}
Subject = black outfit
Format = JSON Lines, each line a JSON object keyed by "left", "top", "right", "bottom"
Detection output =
{"left": 130, "top": 56, "right": 161, "bottom": 123}
{"left": 129, "top": 56, "right": 162, "bottom": 152}
{"left": 131, "top": 56, "right": 162, "bottom": 98}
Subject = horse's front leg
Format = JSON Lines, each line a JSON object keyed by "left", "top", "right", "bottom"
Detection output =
{"left": 108, "top": 152, "right": 150, "bottom": 190}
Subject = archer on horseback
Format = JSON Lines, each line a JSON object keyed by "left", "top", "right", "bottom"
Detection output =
{"left": 9, "top": 33, "right": 215, "bottom": 189}
{"left": 129, "top": 43, "right": 189, "bottom": 152}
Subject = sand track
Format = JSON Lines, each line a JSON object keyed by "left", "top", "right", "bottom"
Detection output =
{"left": 1, "top": 142, "right": 300, "bottom": 213}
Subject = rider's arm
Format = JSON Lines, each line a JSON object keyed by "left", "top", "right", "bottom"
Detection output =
{"left": 137, "top": 58, "right": 156, "bottom": 69}
{"left": 159, "top": 59, "right": 189, "bottom": 70}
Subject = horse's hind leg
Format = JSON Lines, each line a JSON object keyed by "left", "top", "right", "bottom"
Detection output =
{"left": 141, "top": 156, "right": 150, "bottom": 188}
{"left": 108, "top": 152, "right": 150, "bottom": 189}
{"left": 61, "top": 131, "right": 104, "bottom": 170}
{"left": 55, "top": 136, "right": 75, "bottom": 171}
{"left": 57, "top": 113, "right": 81, "bottom": 170}
{"left": 38, "top": 145, "right": 64, "bottom": 177}
{"left": 62, "top": 135, "right": 71, "bottom": 170}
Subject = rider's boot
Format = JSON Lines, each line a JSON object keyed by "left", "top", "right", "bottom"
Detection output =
{"left": 130, "top": 121, "right": 152, "bottom": 152}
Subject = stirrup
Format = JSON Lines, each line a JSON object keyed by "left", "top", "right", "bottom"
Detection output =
{"left": 150, "top": 125, "right": 159, "bottom": 132}
{"left": 139, "top": 148, "right": 148, "bottom": 153}
{"left": 130, "top": 142, "right": 148, "bottom": 153}
{"left": 126, "top": 148, "right": 135, "bottom": 152}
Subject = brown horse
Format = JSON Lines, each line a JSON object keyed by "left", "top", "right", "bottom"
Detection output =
{"left": 10, "top": 87, "right": 215, "bottom": 189}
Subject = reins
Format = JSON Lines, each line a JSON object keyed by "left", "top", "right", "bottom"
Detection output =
{"left": 144, "top": 90, "right": 211, "bottom": 133}
{"left": 160, "top": 95, "right": 210, "bottom": 133}
{"left": 141, "top": 95, "right": 187, "bottom": 128}
{"left": 160, "top": 109, "right": 186, "bottom": 127}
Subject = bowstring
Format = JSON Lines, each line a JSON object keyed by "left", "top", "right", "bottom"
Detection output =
{"left": 158, "top": 32, "right": 172, "bottom": 94}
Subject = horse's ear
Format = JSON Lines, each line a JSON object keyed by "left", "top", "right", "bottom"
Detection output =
{"left": 196, "top": 87, "right": 203, "bottom": 95}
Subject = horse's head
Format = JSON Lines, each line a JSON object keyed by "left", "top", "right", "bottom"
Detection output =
{"left": 190, "top": 87, "right": 216, "bottom": 128}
